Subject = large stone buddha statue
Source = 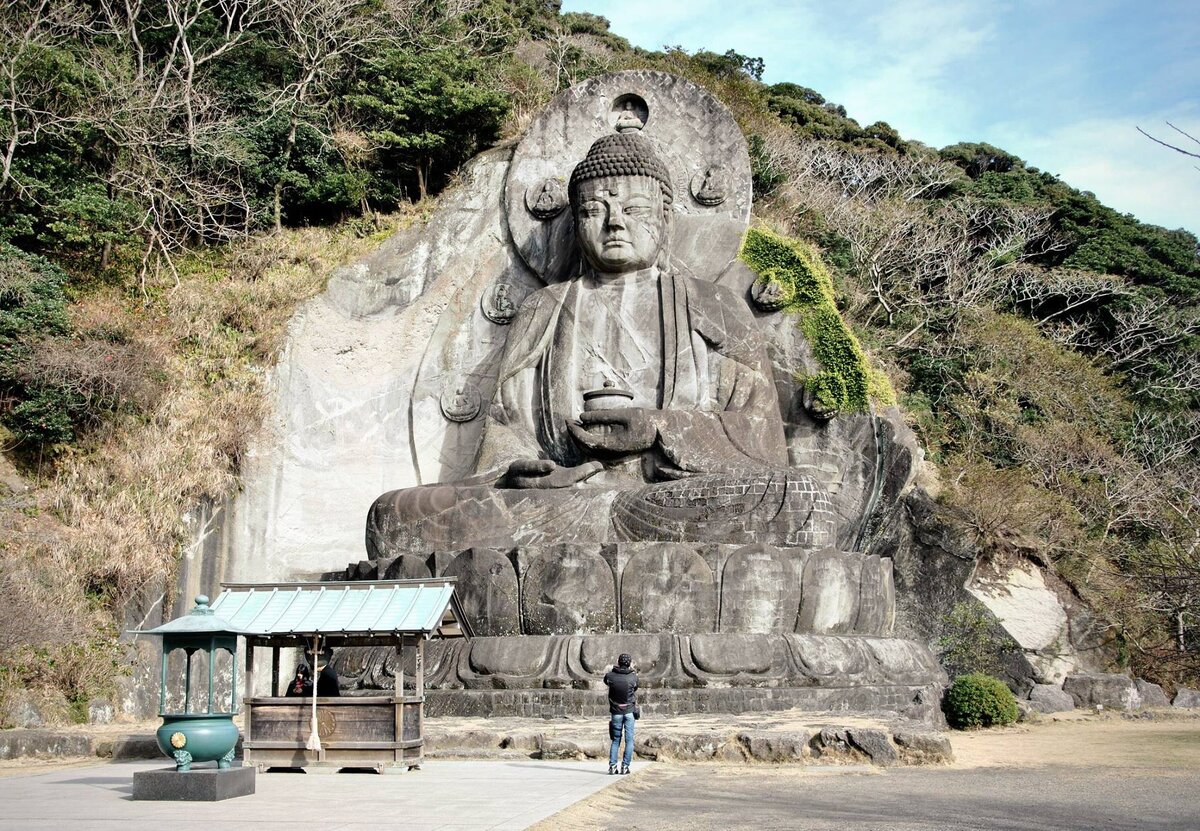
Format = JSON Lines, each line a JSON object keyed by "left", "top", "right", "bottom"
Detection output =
{"left": 334, "top": 73, "right": 945, "bottom": 721}
{"left": 366, "top": 132, "right": 834, "bottom": 558}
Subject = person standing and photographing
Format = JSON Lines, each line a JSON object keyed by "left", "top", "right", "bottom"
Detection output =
{"left": 604, "top": 653, "right": 639, "bottom": 775}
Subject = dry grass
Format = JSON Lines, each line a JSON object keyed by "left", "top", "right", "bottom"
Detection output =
{"left": 0, "top": 210, "right": 423, "bottom": 723}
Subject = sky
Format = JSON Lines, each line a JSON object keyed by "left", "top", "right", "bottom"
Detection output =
{"left": 560, "top": 0, "right": 1200, "bottom": 235}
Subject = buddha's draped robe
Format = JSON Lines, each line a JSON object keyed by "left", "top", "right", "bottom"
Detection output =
{"left": 365, "top": 270, "right": 835, "bottom": 557}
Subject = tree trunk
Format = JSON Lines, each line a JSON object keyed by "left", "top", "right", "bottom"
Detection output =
{"left": 416, "top": 159, "right": 428, "bottom": 201}
{"left": 274, "top": 113, "right": 300, "bottom": 233}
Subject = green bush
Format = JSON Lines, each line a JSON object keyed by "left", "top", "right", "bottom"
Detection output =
{"left": 937, "top": 600, "right": 1019, "bottom": 678}
{"left": 943, "top": 673, "right": 1019, "bottom": 729}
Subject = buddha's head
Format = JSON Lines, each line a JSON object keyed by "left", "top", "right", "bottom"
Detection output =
{"left": 569, "top": 133, "right": 673, "bottom": 276}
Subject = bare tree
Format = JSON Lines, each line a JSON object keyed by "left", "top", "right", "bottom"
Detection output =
{"left": 83, "top": 3, "right": 259, "bottom": 289}
{"left": 1138, "top": 121, "right": 1200, "bottom": 171}
{"left": 0, "top": 0, "right": 86, "bottom": 190}
{"left": 265, "top": 0, "right": 486, "bottom": 223}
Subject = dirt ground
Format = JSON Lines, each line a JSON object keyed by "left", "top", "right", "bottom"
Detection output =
{"left": 949, "top": 711, "right": 1200, "bottom": 769}
{"left": 532, "top": 712, "right": 1200, "bottom": 831}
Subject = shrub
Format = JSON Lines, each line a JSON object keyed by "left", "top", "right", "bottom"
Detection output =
{"left": 943, "top": 673, "right": 1019, "bottom": 728}
{"left": 936, "top": 600, "right": 1020, "bottom": 678}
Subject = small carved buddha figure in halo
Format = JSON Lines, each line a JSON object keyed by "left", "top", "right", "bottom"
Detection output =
{"left": 366, "top": 132, "right": 835, "bottom": 556}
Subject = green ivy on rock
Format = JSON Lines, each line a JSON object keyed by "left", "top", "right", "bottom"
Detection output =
{"left": 739, "top": 227, "right": 894, "bottom": 412}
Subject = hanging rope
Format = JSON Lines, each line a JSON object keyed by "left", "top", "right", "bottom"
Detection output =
{"left": 305, "top": 634, "right": 322, "bottom": 753}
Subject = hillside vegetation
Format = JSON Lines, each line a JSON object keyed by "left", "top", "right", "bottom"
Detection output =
{"left": 1, "top": 0, "right": 1196, "bottom": 716}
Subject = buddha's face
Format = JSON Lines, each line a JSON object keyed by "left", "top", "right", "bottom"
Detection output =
{"left": 574, "top": 175, "right": 666, "bottom": 275}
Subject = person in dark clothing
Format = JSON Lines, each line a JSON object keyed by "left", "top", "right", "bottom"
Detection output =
{"left": 303, "top": 646, "right": 341, "bottom": 697}
{"left": 603, "top": 653, "right": 638, "bottom": 774}
{"left": 284, "top": 663, "right": 313, "bottom": 697}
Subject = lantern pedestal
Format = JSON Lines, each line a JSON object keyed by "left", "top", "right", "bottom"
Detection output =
{"left": 132, "top": 764, "right": 255, "bottom": 801}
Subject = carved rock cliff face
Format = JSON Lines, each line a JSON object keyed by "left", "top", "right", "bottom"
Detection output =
{"left": 177, "top": 143, "right": 523, "bottom": 600}
{"left": 166, "top": 72, "right": 1105, "bottom": 720}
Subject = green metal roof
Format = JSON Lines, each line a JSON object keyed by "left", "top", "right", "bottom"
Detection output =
{"left": 204, "top": 579, "right": 470, "bottom": 638}
{"left": 132, "top": 595, "right": 244, "bottom": 637}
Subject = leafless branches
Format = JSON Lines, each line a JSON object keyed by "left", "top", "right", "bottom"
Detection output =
{"left": 0, "top": 0, "right": 88, "bottom": 190}
{"left": 1138, "top": 121, "right": 1200, "bottom": 171}
{"left": 767, "top": 137, "right": 1062, "bottom": 336}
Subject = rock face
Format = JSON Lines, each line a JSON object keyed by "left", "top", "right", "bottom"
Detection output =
{"left": 970, "top": 562, "right": 1087, "bottom": 685}
{"left": 1027, "top": 683, "right": 1075, "bottom": 714}
{"left": 1135, "top": 679, "right": 1169, "bottom": 708}
{"left": 1063, "top": 673, "right": 1142, "bottom": 711}
{"left": 1173, "top": 687, "right": 1200, "bottom": 708}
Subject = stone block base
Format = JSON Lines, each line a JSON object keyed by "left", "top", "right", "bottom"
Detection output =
{"left": 424, "top": 683, "right": 944, "bottom": 725}
{"left": 132, "top": 765, "right": 255, "bottom": 801}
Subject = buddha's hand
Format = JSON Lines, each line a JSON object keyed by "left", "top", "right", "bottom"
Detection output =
{"left": 504, "top": 459, "right": 603, "bottom": 489}
{"left": 567, "top": 408, "right": 658, "bottom": 455}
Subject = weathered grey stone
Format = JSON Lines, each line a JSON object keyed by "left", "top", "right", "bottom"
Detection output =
{"left": 736, "top": 730, "right": 811, "bottom": 762}
{"left": 536, "top": 738, "right": 585, "bottom": 760}
{"left": 893, "top": 730, "right": 954, "bottom": 765}
{"left": 0, "top": 730, "right": 92, "bottom": 760}
{"left": 382, "top": 554, "right": 432, "bottom": 580}
{"left": 443, "top": 548, "right": 520, "bottom": 636}
{"left": 96, "top": 734, "right": 163, "bottom": 760}
{"left": 970, "top": 561, "right": 1081, "bottom": 684}
{"left": 846, "top": 728, "right": 899, "bottom": 767}
{"left": 132, "top": 765, "right": 255, "bottom": 801}
{"left": 635, "top": 731, "right": 730, "bottom": 761}
{"left": 809, "top": 727, "right": 854, "bottom": 762}
{"left": 797, "top": 549, "right": 861, "bottom": 634}
{"left": 521, "top": 547, "right": 615, "bottom": 635}
{"left": 1028, "top": 683, "right": 1075, "bottom": 714}
{"left": 719, "top": 544, "right": 795, "bottom": 633}
{"left": 1063, "top": 673, "right": 1142, "bottom": 711}
{"left": 1135, "top": 679, "right": 1169, "bottom": 708}
{"left": 621, "top": 544, "right": 716, "bottom": 633}
{"left": 689, "top": 633, "right": 777, "bottom": 675}
{"left": 87, "top": 698, "right": 114, "bottom": 725}
{"left": 1, "top": 690, "right": 45, "bottom": 729}
{"left": 1173, "top": 687, "right": 1200, "bottom": 708}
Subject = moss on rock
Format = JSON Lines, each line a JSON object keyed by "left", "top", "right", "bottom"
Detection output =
{"left": 739, "top": 227, "right": 894, "bottom": 412}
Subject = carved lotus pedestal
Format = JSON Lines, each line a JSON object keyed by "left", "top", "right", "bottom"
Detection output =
{"left": 334, "top": 542, "right": 947, "bottom": 724}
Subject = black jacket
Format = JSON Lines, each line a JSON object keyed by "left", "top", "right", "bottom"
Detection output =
{"left": 603, "top": 666, "right": 638, "bottom": 716}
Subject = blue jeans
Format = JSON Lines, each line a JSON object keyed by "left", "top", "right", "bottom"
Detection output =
{"left": 609, "top": 712, "right": 635, "bottom": 768}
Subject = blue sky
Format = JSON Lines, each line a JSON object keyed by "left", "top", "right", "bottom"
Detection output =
{"left": 561, "top": 0, "right": 1200, "bottom": 234}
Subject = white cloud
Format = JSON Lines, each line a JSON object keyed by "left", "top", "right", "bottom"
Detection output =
{"left": 831, "top": 0, "right": 998, "bottom": 143}
{"left": 989, "top": 110, "right": 1200, "bottom": 234}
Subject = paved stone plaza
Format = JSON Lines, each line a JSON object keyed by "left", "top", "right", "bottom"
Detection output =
{"left": 0, "top": 759, "right": 641, "bottom": 830}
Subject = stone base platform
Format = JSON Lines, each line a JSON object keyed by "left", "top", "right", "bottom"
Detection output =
{"left": 422, "top": 711, "right": 953, "bottom": 767}
{"left": 131, "top": 764, "right": 255, "bottom": 801}
{"left": 335, "top": 632, "right": 948, "bottom": 723}
{"left": 425, "top": 685, "right": 942, "bottom": 724}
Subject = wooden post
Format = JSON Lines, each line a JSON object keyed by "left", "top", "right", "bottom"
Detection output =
{"left": 398, "top": 636, "right": 405, "bottom": 699}
{"left": 242, "top": 640, "right": 255, "bottom": 745}
{"left": 244, "top": 640, "right": 255, "bottom": 707}
{"left": 400, "top": 634, "right": 410, "bottom": 763}
{"left": 271, "top": 646, "right": 280, "bottom": 697}
{"left": 416, "top": 637, "right": 425, "bottom": 766}
{"left": 416, "top": 638, "right": 425, "bottom": 700}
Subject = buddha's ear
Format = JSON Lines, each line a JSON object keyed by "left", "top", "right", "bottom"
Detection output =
{"left": 655, "top": 207, "right": 674, "bottom": 271}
